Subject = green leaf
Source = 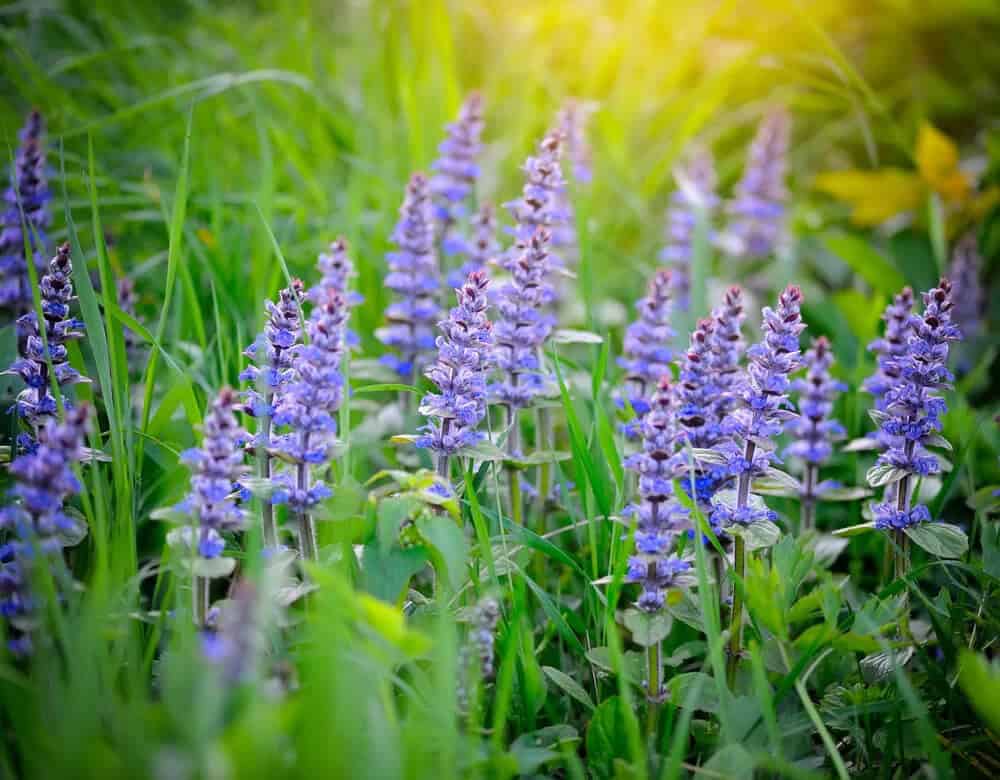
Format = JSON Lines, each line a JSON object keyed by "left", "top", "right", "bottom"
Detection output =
{"left": 510, "top": 726, "right": 579, "bottom": 774}
{"left": 623, "top": 608, "right": 672, "bottom": 647}
{"left": 819, "top": 486, "right": 873, "bottom": 502}
{"left": 191, "top": 556, "right": 237, "bottom": 579}
{"left": 904, "top": 522, "right": 968, "bottom": 559}
{"left": 358, "top": 382, "right": 420, "bottom": 395}
{"left": 415, "top": 513, "right": 469, "bottom": 591}
{"left": 703, "top": 744, "right": 755, "bottom": 780}
{"left": 833, "top": 521, "right": 877, "bottom": 538}
{"left": 666, "top": 672, "right": 720, "bottom": 713}
{"left": 860, "top": 646, "right": 915, "bottom": 684}
{"left": 520, "top": 568, "right": 586, "bottom": 655}
{"left": 551, "top": 328, "right": 603, "bottom": 344}
{"left": 361, "top": 544, "right": 428, "bottom": 604}
{"left": 728, "top": 519, "right": 781, "bottom": 551}
{"left": 958, "top": 651, "right": 1000, "bottom": 733}
{"left": 866, "top": 462, "right": 908, "bottom": 487}
{"left": 585, "top": 697, "right": 631, "bottom": 778}
{"left": 504, "top": 450, "right": 572, "bottom": 467}
{"left": 822, "top": 233, "right": 906, "bottom": 295}
{"left": 542, "top": 666, "right": 595, "bottom": 711}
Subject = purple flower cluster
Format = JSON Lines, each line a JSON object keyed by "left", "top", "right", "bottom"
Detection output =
{"left": 311, "top": 237, "right": 361, "bottom": 348}
{"left": 786, "top": 336, "right": 845, "bottom": 466}
{"left": 870, "top": 280, "right": 961, "bottom": 531}
{"left": 557, "top": 99, "right": 596, "bottom": 184}
{"left": 505, "top": 131, "right": 572, "bottom": 269}
{"left": 0, "top": 404, "right": 90, "bottom": 655}
{"left": 707, "top": 286, "right": 747, "bottom": 431}
{"left": 724, "top": 109, "right": 790, "bottom": 259}
{"left": 711, "top": 285, "right": 805, "bottom": 528}
{"left": 0, "top": 111, "right": 50, "bottom": 311}
{"left": 430, "top": 93, "right": 485, "bottom": 256}
{"left": 618, "top": 269, "right": 673, "bottom": 433}
{"left": 490, "top": 230, "right": 556, "bottom": 411}
{"left": 272, "top": 293, "right": 348, "bottom": 509}
{"left": 241, "top": 281, "right": 304, "bottom": 435}
{"left": 116, "top": 276, "right": 144, "bottom": 367}
{"left": 676, "top": 318, "right": 719, "bottom": 450}
{"left": 417, "top": 270, "right": 493, "bottom": 457}
{"left": 863, "top": 286, "right": 915, "bottom": 416}
{"left": 948, "top": 233, "right": 982, "bottom": 346}
{"left": 624, "top": 377, "right": 692, "bottom": 612}
{"left": 448, "top": 204, "right": 499, "bottom": 288}
{"left": 661, "top": 149, "right": 717, "bottom": 309}
{"left": 5, "top": 243, "right": 87, "bottom": 448}
{"left": 203, "top": 579, "right": 260, "bottom": 683}
{"left": 377, "top": 174, "right": 441, "bottom": 379}
{"left": 175, "top": 388, "right": 248, "bottom": 560}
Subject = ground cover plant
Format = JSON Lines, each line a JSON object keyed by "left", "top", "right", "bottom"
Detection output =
{"left": 2, "top": 2, "right": 1000, "bottom": 778}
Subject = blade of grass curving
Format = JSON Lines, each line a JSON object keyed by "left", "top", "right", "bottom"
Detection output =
{"left": 137, "top": 110, "right": 191, "bottom": 471}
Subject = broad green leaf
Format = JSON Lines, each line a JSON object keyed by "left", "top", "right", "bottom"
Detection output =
{"left": 822, "top": 233, "right": 907, "bottom": 292}
{"left": 727, "top": 519, "right": 781, "bottom": 551}
{"left": 585, "top": 697, "right": 631, "bottom": 778}
{"left": 667, "top": 672, "right": 720, "bottom": 713}
{"left": 904, "top": 522, "right": 968, "bottom": 559}
{"left": 958, "top": 651, "right": 1000, "bottom": 733}
{"left": 415, "top": 513, "right": 469, "bottom": 591}
{"left": 542, "top": 666, "right": 595, "bottom": 711}
{"left": 623, "top": 608, "right": 672, "bottom": 647}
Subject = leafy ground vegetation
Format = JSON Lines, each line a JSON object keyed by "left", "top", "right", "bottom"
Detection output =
{"left": 1, "top": 2, "right": 1000, "bottom": 778}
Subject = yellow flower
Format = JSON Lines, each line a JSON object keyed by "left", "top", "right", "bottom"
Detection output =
{"left": 814, "top": 122, "right": 982, "bottom": 228}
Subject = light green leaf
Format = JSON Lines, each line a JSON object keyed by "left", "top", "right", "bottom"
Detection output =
{"left": 904, "top": 522, "right": 968, "bottom": 559}
{"left": 623, "top": 608, "right": 673, "bottom": 647}
{"left": 833, "top": 521, "right": 877, "bottom": 538}
{"left": 542, "top": 666, "right": 595, "bottom": 711}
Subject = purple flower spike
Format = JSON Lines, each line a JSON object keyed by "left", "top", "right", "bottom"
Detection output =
{"left": 311, "top": 237, "right": 362, "bottom": 347}
{"left": 490, "top": 229, "right": 556, "bottom": 411}
{"left": 0, "top": 404, "right": 90, "bottom": 655}
{"left": 869, "top": 279, "right": 961, "bottom": 531}
{"left": 0, "top": 111, "right": 51, "bottom": 312}
{"left": 661, "top": 149, "right": 718, "bottom": 309}
{"left": 505, "top": 131, "right": 573, "bottom": 269}
{"left": 949, "top": 233, "right": 982, "bottom": 367}
{"left": 864, "top": 287, "right": 915, "bottom": 414}
{"left": 710, "top": 285, "right": 805, "bottom": 531}
{"left": 430, "top": 93, "right": 485, "bottom": 256}
{"left": 617, "top": 269, "right": 674, "bottom": 434}
{"left": 676, "top": 317, "right": 720, "bottom": 451}
{"left": 786, "top": 336, "right": 846, "bottom": 467}
{"left": 173, "top": 388, "right": 248, "bottom": 561}
{"left": 5, "top": 243, "right": 88, "bottom": 447}
{"left": 417, "top": 270, "right": 493, "bottom": 459}
{"left": 724, "top": 108, "right": 790, "bottom": 259}
{"left": 707, "top": 286, "right": 747, "bottom": 432}
{"left": 557, "top": 99, "right": 597, "bottom": 185}
{"left": 623, "top": 376, "right": 692, "bottom": 613}
{"left": 377, "top": 173, "right": 441, "bottom": 380}
{"left": 448, "top": 203, "right": 499, "bottom": 288}
{"left": 203, "top": 579, "right": 260, "bottom": 683}
{"left": 240, "top": 281, "right": 304, "bottom": 429}
{"left": 272, "top": 292, "right": 348, "bottom": 508}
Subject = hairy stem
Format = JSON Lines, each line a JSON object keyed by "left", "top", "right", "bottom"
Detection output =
{"left": 894, "top": 438, "right": 915, "bottom": 639}
{"left": 727, "top": 440, "right": 756, "bottom": 688}
{"left": 193, "top": 575, "right": 210, "bottom": 629}
{"left": 259, "top": 394, "right": 277, "bottom": 549}
{"left": 646, "top": 641, "right": 661, "bottom": 737}
{"left": 801, "top": 464, "right": 817, "bottom": 532}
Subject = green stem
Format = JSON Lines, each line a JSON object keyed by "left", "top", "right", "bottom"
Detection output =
{"left": 801, "top": 464, "right": 817, "bottom": 532}
{"left": 193, "top": 575, "right": 209, "bottom": 629}
{"left": 726, "top": 440, "right": 755, "bottom": 689}
{"left": 297, "top": 459, "right": 319, "bottom": 563}
{"left": 726, "top": 535, "right": 746, "bottom": 689}
{"left": 895, "top": 439, "right": 915, "bottom": 640}
{"left": 646, "top": 641, "right": 661, "bottom": 738}
{"left": 259, "top": 403, "right": 277, "bottom": 549}
{"left": 509, "top": 469, "right": 524, "bottom": 526}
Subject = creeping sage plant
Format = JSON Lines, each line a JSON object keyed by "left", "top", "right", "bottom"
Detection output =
{"left": 173, "top": 388, "right": 248, "bottom": 627}
{"left": 272, "top": 292, "right": 348, "bottom": 561}
{"left": 0, "top": 111, "right": 50, "bottom": 312}
{"left": 786, "top": 336, "right": 845, "bottom": 529}
{"left": 490, "top": 229, "right": 556, "bottom": 454}
{"left": 0, "top": 403, "right": 90, "bottom": 655}
{"left": 377, "top": 174, "right": 441, "bottom": 382}
{"left": 869, "top": 280, "right": 960, "bottom": 533}
{"left": 240, "top": 281, "right": 303, "bottom": 548}
{"left": 430, "top": 93, "right": 485, "bottom": 258}
{"left": 557, "top": 99, "right": 596, "bottom": 184}
{"left": 711, "top": 285, "right": 805, "bottom": 684}
{"left": 6, "top": 243, "right": 88, "bottom": 450}
{"left": 661, "top": 149, "right": 717, "bottom": 310}
{"left": 417, "top": 270, "right": 493, "bottom": 478}
{"left": 949, "top": 233, "right": 982, "bottom": 371}
{"left": 618, "top": 269, "right": 674, "bottom": 437}
{"left": 724, "top": 109, "right": 790, "bottom": 260}
{"left": 448, "top": 204, "right": 498, "bottom": 288}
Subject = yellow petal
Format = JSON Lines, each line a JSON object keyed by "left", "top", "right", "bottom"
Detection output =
{"left": 916, "top": 123, "right": 967, "bottom": 200}
{"left": 814, "top": 168, "right": 924, "bottom": 226}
